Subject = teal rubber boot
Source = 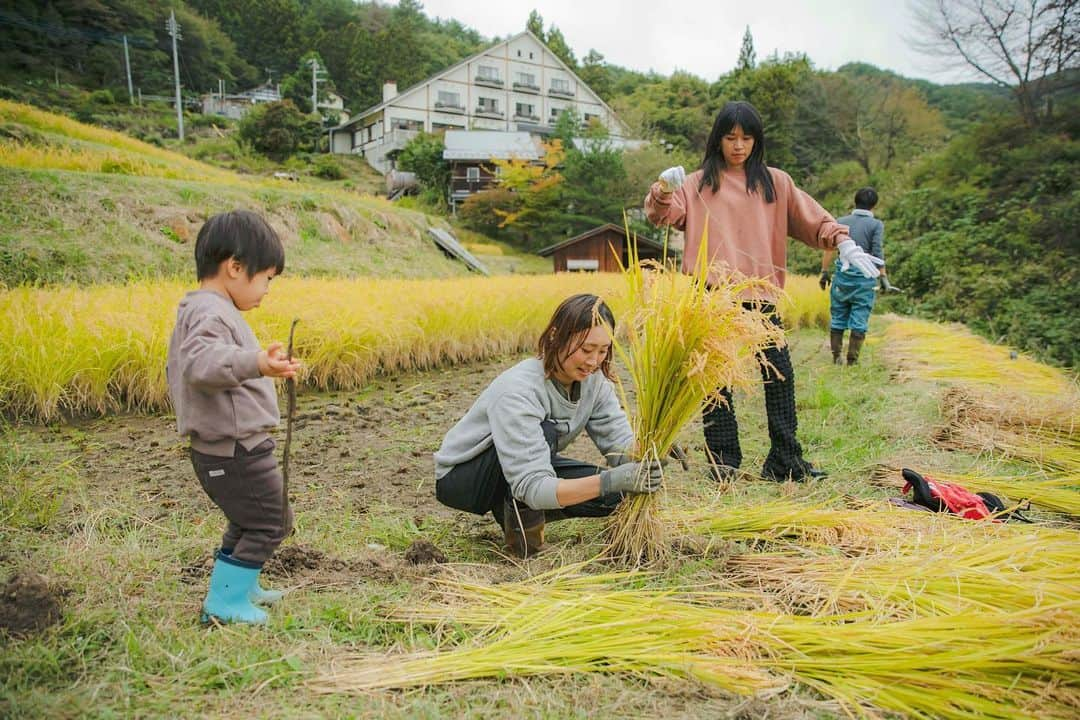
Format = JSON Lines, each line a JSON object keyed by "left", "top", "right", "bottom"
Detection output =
{"left": 219, "top": 548, "right": 282, "bottom": 605}
{"left": 200, "top": 552, "right": 268, "bottom": 625}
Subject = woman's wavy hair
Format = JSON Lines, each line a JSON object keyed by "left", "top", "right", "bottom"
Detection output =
{"left": 698, "top": 101, "right": 776, "bottom": 203}
{"left": 538, "top": 294, "right": 616, "bottom": 381}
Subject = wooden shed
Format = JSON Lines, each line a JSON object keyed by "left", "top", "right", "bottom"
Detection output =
{"left": 537, "top": 224, "right": 675, "bottom": 273}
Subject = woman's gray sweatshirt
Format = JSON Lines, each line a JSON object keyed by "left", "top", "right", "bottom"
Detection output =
{"left": 433, "top": 358, "right": 634, "bottom": 510}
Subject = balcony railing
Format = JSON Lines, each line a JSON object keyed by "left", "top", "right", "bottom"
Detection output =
{"left": 512, "top": 81, "right": 540, "bottom": 94}
{"left": 513, "top": 113, "right": 540, "bottom": 122}
{"left": 434, "top": 101, "right": 465, "bottom": 114}
{"left": 474, "top": 76, "right": 504, "bottom": 88}
{"left": 548, "top": 87, "right": 575, "bottom": 98}
{"left": 474, "top": 108, "right": 505, "bottom": 119}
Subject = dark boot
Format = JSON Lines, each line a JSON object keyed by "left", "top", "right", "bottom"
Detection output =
{"left": 847, "top": 332, "right": 865, "bottom": 365}
{"left": 830, "top": 329, "right": 845, "bottom": 364}
{"left": 502, "top": 494, "right": 546, "bottom": 558}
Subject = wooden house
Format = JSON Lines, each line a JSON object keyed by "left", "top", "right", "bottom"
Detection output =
{"left": 537, "top": 224, "right": 676, "bottom": 273}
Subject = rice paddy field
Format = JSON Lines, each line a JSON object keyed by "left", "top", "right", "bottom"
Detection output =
{"left": 2, "top": 267, "right": 1077, "bottom": 719}
{"left": 1, "top": 99, "right": 1076, "bottom": 720}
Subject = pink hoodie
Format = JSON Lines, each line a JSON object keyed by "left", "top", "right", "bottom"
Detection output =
{"left": 645, "top": 166, "right": 848, "bottom": 294}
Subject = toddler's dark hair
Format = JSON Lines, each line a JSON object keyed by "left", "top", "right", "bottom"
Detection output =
{"left": 195, "top": 210, "right": 285, "bottom": 280}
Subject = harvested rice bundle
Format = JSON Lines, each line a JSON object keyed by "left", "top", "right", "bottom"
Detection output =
{"left": 313, "top": 568, "right": 1078, "bottom": 719}
{"left": 883, "top": 318, "right": 1079, "bottom": 431}
{"left": 602, "top": 233, "right": 783, "bottom": 565}
{"left": 731, "top": 528, "right": 1080, "bottom": 617}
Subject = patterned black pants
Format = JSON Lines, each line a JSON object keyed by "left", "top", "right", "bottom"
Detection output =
{"left": 702, "top": 311, "right": 813, "bottom": 479}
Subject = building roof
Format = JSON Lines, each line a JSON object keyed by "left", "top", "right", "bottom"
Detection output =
{"left": 335, "top": 30, "right": 627, "bottom": 134}
{"left": 442, "top": 130, "right": 541, "bottom": 161}
{"left": 537, "top": 223, "right": 678, "bottom": 257}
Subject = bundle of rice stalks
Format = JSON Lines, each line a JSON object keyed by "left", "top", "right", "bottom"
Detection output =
{"left": 760, "top": 605, "right": 1079, "bottom": 719}
{"left": 602, "top": 231, "right": 783, "bottom": 565}
{"left": 312, "top": 568, "right": 774, "bottom": 695}
{"left": 731, "top": 528, "right": 1080, "bottom": 617}
{"left": 883, "top": 318, "right": 1079, "bottom": 431}
{"left": 312, "top": 567, "right": 1079, "bottom": 718}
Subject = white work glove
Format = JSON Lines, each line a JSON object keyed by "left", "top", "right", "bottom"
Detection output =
{"left": 600, "top": 460, "right": 663, "bottom": 495}
{"left": 836, "top": 239, "right": 882, "bottom": 279}
{"left": 658, "top": 166, "right": 686, "bottom": 193}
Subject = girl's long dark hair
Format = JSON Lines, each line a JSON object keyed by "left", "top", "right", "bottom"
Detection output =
{"left": 538, "top": 294, "right": 616, "bottom": 381}
{"left": 698, "top": 101, "right": 775, "bottom": 203}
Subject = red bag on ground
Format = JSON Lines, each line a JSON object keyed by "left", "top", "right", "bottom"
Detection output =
{"left": 901, "top": 468, "right": 998, "bottom": 521}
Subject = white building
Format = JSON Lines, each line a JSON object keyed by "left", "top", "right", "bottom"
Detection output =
{"left": 329, "top": 30, "right": 628, "bottom": 172}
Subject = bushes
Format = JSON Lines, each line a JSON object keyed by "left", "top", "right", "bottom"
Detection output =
{"left": 237, "top": 100, "right": 321, "bottom": 160}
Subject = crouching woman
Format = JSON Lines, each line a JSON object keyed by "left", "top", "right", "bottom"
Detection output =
{"left": 434, "top": 294, "right": 662, "bottom": 558}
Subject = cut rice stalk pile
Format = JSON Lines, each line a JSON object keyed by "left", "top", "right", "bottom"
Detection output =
{"left": 603, "top": 231, "right": 783, "bottom": 565}
{"left": 883, "top": 318, "right": 1079, "bottom": 431}
{"left": 731, "top": 528, "right": 1080, "bottom": 617}
{"left": 312, "top": 568, "right": 1079, "bottom": 719}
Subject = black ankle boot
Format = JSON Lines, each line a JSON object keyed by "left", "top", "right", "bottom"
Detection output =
{"left": 847, "top": 332, "right": 865, "bottom": 365}
{"left": 830, "top": 329, "right": 845, "bottom": 364}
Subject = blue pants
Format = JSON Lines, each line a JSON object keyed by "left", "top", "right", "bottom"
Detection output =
{"left": 829, "top": 269, "right": 877, "bottom": 333}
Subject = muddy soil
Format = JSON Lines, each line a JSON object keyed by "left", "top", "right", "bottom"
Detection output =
{"left": 29, "top": 353, "right": 645, "bottom": 533}
{"left": 0, "top": 572, "right": 65, "bottom": 637}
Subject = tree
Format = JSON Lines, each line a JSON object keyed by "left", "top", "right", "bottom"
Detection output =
{"left": 911, "top": 0, "right": 1079, "bottom": 126}
{"left": 737, "top": 26, "right": 756, "bottom": 71}
{"left": 579, "top": 49, "right": 613, "bottom": 99}
{"left": 526, "top": 9, "right": 545, "bottom": 40}
{"left": 545, "top": 26, "right": 577, "bottom": 69}
{"left": 807, "top": 71, "right": 947, "bottom": 175}
{"left": 237, "top": 100, "right": 321, "bottom": 160}
{"left": 396, "top": 132, "right": 450, "bottom": 206}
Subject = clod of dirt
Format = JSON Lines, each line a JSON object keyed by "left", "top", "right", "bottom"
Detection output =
{"left": 404, "top": 539, "right": 447, "bottom": 565}
{"left": 0, "top": 572, "right": 64, "bottom": 638}
{"left": 265, "top": 544, "right": 329, "bottom": 576}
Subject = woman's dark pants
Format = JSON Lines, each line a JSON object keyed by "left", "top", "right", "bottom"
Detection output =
{"left": 702, "top": 308, "right": 814, "bottom": 480}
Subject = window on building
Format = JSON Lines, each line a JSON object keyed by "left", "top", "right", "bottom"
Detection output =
{"left": 517, "top": 50, "right": 522, "bottom": 57}
{"left": 550, "top": 107, "right": 562, "bottom": 121}
{"left": 583, "top": 113, "right": 599, "bottom": 123}
{"left": 478, "top": 97, "right": 499, "bottom": 112}
{"left": 529, "top": 51, "right": 534, "bottom": 59}
{"left": 551, "top": 78, "right": 571, "bottom": 93}
{"left": 515, "top": 102, "right": 535, "bottom": 118}
{"left": 567, "top": 259, "right": 599, "bottom": 272}
{"left": 432, "top": 121, "right": 465, "bottom": 131}
{"left": 466, "top": 166, "right": 480, "bottom": 182}
{"left": 437, "top": 90, "right": 462, "bottom": 108}
{"left": 477, "top": 65, "right": 499, "bottom": 81}
{"left": 516, "top": 72, "right": 536, "bottom": 86}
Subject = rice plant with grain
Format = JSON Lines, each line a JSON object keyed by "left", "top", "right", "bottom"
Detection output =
{"left": 601, "top": 231, "right": 783, "bottom": 565}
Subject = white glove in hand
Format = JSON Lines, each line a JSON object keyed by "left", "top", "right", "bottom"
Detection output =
{"left": 600, "top": 460, "right": 663, "bottom": 495}
{"left": 836, "top": 239, "right": 881, "bottom": 279}
{"left": 658, "top": 166, "right": 686, "bottom": 193}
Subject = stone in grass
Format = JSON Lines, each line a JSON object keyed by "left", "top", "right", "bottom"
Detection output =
{"left": 404, "top": 539, "right": 447, "bottom": 565}
{"left": 0, "top": 572, "right": 65, "bottom": 638}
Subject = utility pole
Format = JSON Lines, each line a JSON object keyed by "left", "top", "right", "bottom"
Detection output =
{"left": 123, "top": 35, "right": 134, "bottom": 105}
{"left": 307, "top": 57, "right": 326, "bottom": 115}
{"left": 166, "top": 10, "right": 184, "bottom": 141}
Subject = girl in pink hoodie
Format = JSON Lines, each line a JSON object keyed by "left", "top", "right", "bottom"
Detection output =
{"left": 644, "top": 101, "right": 880, "bottom": 482}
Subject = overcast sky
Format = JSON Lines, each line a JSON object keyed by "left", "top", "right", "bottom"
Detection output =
{"left": 411, "top": 0, "right": 969, "bottom": 84}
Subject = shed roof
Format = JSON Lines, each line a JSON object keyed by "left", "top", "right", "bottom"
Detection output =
{"left": 537, "top": 223, "right": 676, "bottom": 257}
{"left": 442, "top": 130, "right": 542, "bottom": 161}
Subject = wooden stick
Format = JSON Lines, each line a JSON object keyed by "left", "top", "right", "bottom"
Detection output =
{"left": 282, "top": 318, "right": 299, "bottom": 528}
